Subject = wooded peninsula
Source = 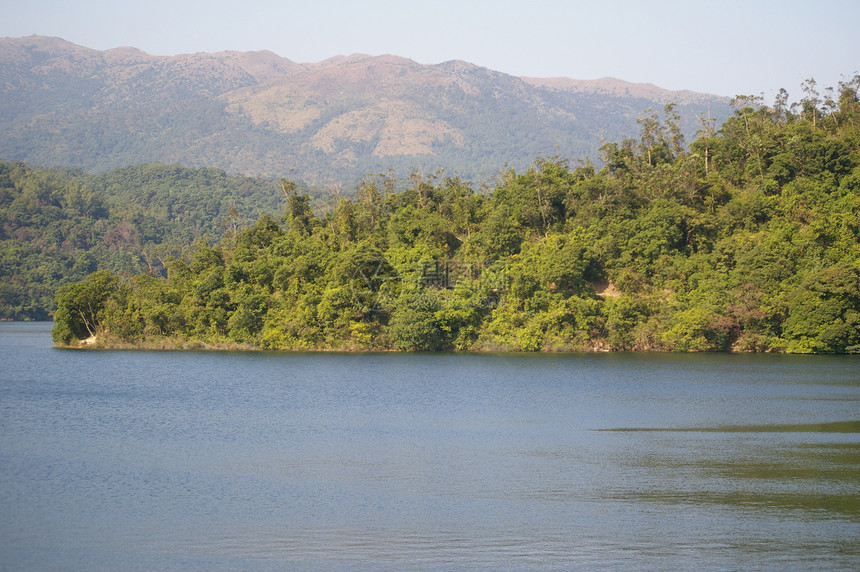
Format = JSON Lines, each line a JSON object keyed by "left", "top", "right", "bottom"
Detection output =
{"left": 11, "top": 79, "right": 860, "bottom": 353}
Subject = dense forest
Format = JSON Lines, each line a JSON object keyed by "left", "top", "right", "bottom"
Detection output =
{"left": 41, "top": 77, "right": 860, "bottom": 353}
{"left": 0, "top": 163, "right": 290, "bottom": 319}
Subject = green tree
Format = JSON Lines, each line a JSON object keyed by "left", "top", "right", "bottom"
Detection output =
{"left": 388, "top": 287, "right": 443, "bottom": 351}
{"left": 783, "top": 264, "right": 860, "bottom": 353}
{"left": 52, "top": 270, "right": 118, "bottom": 344}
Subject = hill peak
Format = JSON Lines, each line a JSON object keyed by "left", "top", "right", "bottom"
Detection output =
{"left": 521, "top": 76, "right": 719, "bottom": 105}
{"left": 0, "top": 36, "right": 732, "bottom": 183}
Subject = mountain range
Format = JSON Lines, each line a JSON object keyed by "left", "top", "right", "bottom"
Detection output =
{"left": 0, "top": 35, "right": 732, "bottom": 185}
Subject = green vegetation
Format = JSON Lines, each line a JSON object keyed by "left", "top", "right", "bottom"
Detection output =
{"left": 0, "top": 162, "right": 287, "bottom": 319}
{"left": 40, "top": 77, "right": 860, "bottom": 352}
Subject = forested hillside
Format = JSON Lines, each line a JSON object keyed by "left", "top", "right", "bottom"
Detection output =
{"left": 52, "top": 78, "right": 860, "bottom": 353}
{"left": 0, "top": 162, "right": 288, "bottom": 319}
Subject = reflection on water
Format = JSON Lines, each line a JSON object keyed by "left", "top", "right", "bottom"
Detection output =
{"left": 609, "top": 440, "right": 859, "bottom": 516}
{"left": 0, "top": 322, "right": 858, "bottom": 570}
{"left": 603, "top": 421, "right": 860, "bottom": 432}
{"left": 601, "top": 422, "right": 860, "bottom": 517}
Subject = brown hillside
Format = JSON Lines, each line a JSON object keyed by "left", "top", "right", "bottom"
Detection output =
{"left": 0, "top": 36, "right": 732, "bottom": 183}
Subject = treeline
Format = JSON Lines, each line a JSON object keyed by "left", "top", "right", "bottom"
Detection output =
{"left": 0, "top": 162, "right": 289, "bottom": 319}
{"left": 52, "top": 77, "right": 860, "bottom": 352}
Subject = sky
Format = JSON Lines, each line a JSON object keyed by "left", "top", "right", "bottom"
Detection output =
{"left": 1, "top": 0, "right": 858, "bottom": 100}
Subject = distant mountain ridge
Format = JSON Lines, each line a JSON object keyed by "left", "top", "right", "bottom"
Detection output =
{"left": 0, "top": 35, "right": 732, "bottom": 184}
{"left": 520, "top": 76, "right": 717, "bottom": 104}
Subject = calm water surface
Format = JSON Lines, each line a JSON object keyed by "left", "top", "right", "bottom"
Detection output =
{"left": 1, "top": 322, "right": 858, "bottom": 570}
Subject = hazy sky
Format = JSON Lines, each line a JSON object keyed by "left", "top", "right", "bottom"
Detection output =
{"left": 2, "top": 0, "right": 857, "bottom": 99}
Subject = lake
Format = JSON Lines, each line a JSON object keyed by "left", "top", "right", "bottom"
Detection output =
{"left": 0, "top": 321, "right": 857, "bottom": 570}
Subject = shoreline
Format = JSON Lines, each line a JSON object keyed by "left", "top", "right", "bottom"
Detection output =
{"left": 54, "top": 337, "right": 828, "bottom": 355}
{"left": 12, "top": 322, "right": 850, "bottom": 355}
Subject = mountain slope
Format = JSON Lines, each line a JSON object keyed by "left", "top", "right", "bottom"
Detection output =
{"left": 0, "top": 36, "right": 732, "bottom": 184}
